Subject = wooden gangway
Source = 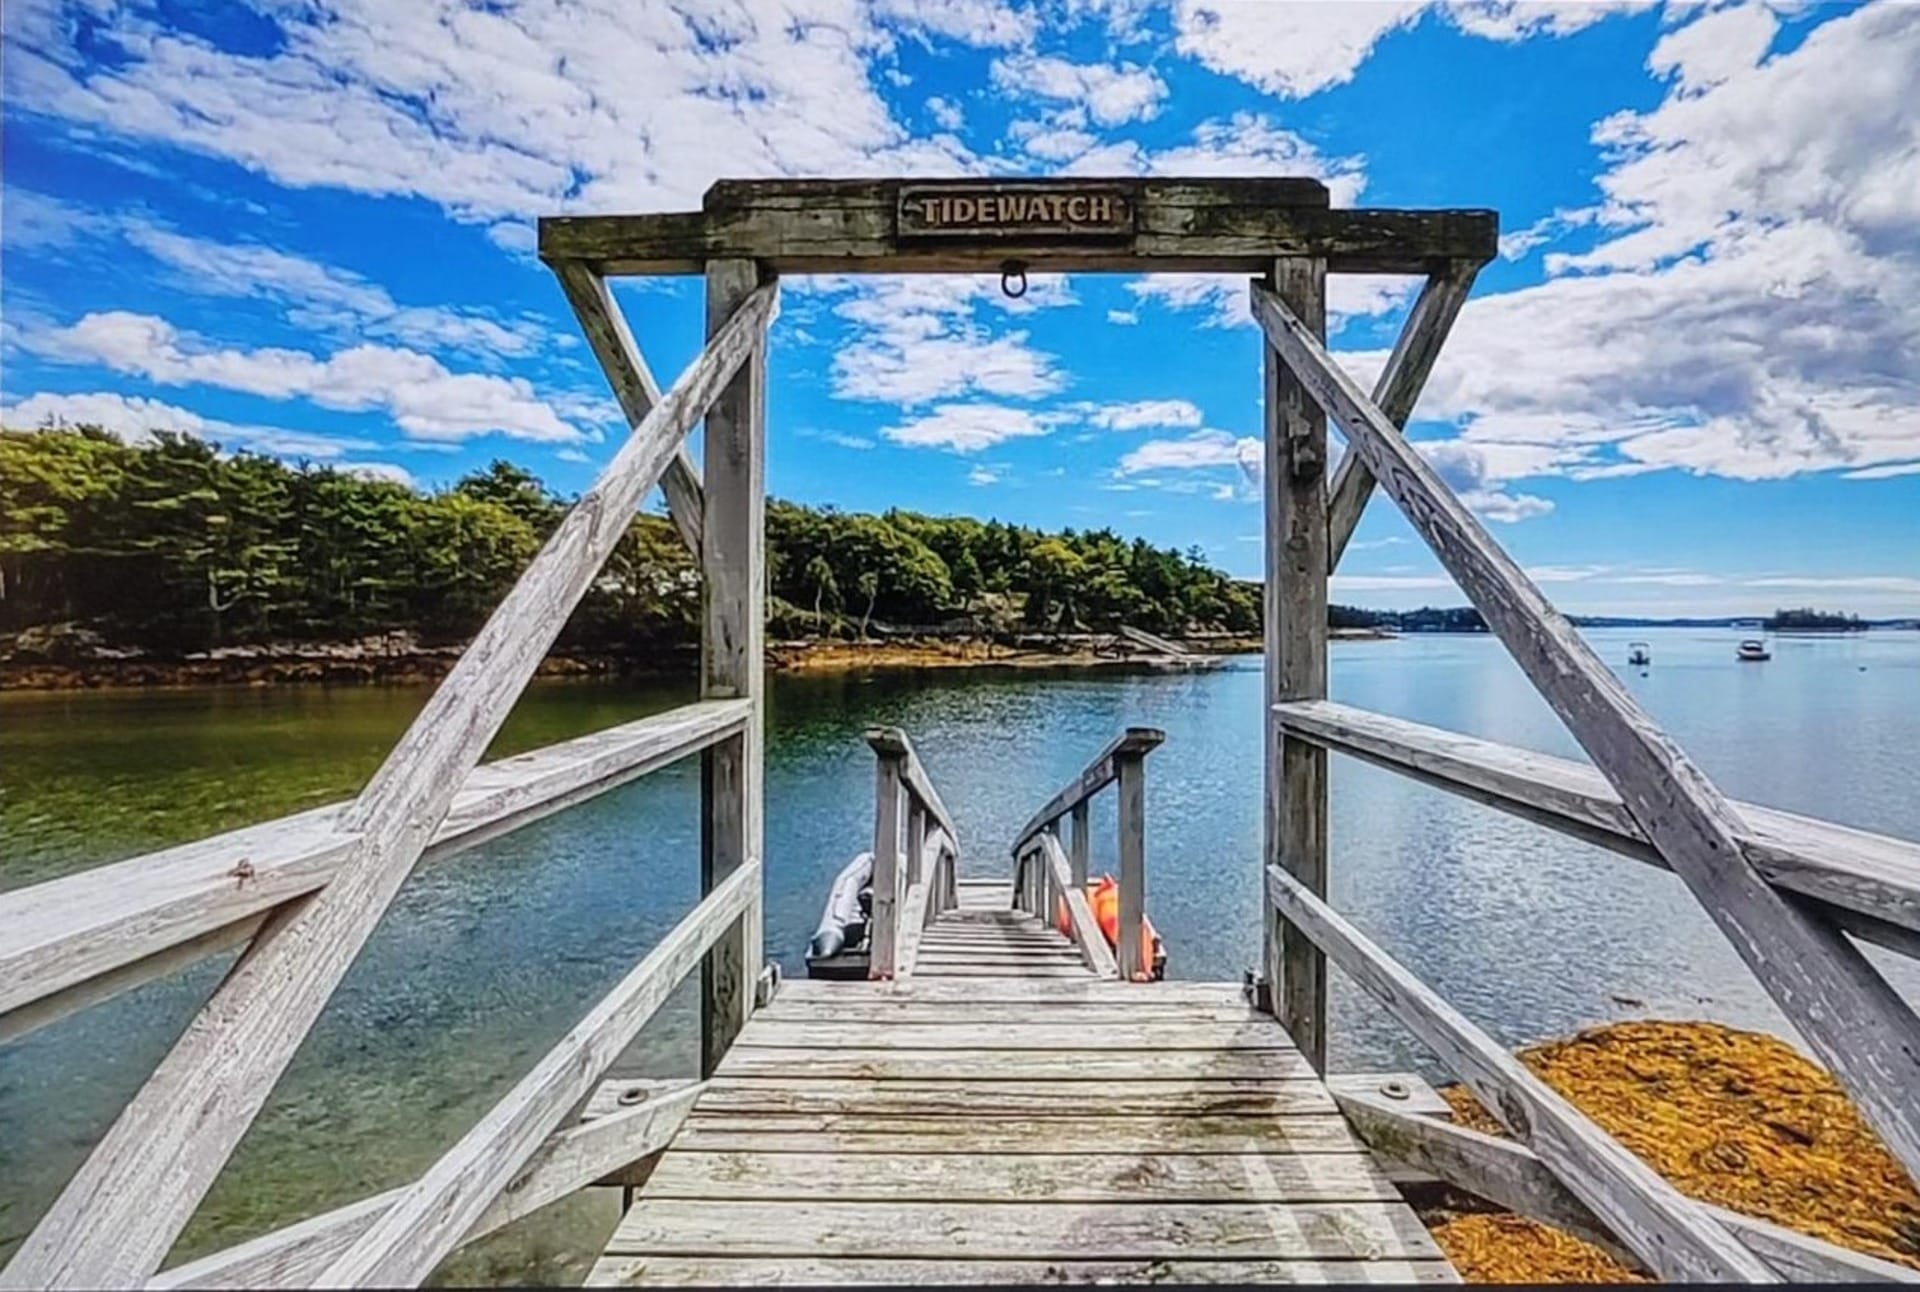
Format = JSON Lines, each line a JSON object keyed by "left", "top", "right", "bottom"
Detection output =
{"left": 5, "top": 177, "right": 1919, "bottom": 1289}
{"left": 589, "top": 884, "right": 1454, "bottom": 1286}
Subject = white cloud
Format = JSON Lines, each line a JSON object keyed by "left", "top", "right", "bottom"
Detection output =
{"left": 1646, "top": 0, "right": 1778, "bottom": 93}
{"left": 990, "top": 54, "right": 1168, "bottom": 126}
{"left": 1107, "top": 309, "right": 1139, "bottom": 326}
{"left": 1842, "top": 461, "right": 1920, "bottom": 481}
{"left": 925, "top": 95, "right": 965, "bottom": 131}
{"left": 967, "top": 464, "right": 1002, "bottom": 485}
{"left": 1127, "top": 270, "right": 1418, "bottom": 331}
{"left": 1118, "top": 428, "right": 1260, "bottom": 475}
{"left": 883, "top": 404, "right": 1065, "bottom": 453}
{"left": 1415, "top": 440, "right": 1556, "bottom": 523}
{"left": 1405, "top": 4, "right": 1920, "bottom": 484}
{"left": 339, "top": 461, "right": 416, "bottom": 486}
{"left": 1076, "top": 399, "right": 1205, "bottom": 431}
{"left": 1173, "top": 1, "right": 1428, "bottom": 98}
{"left": 30, "top": 311, "right": 583, "bottom": 443}
{"left": 1, "top": 390, "right": 377, "bottom": 459}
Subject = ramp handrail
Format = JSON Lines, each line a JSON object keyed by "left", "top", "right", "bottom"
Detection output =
{"left": 865, "top": 726, "right": 961, "bottom": 981}
{"left": 1009, "top": 727, "right": 1163, "bottom": 980}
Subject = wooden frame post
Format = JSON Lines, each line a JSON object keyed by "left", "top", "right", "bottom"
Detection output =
{"left": 868, "top": 750, "right": 903, "bottom": 979}
{"left": 699, "top": 258, "right": 767, "bottom": 1075}
{"left": 1068, "top": 800, "right": 1090, "bottom": 887}
{"left": 1115, "top": 748, "right": 1148, "bottom": 982}
{"left": 1264, "top": 256, "right": 1330, "bottom": 1069}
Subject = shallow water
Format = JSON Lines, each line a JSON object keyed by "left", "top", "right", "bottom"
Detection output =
{"left": 3, "top": 626, "right": 1916, "bottom": 1280}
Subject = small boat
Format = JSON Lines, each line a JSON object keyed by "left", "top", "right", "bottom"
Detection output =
{"left": 806, "top": 852, "right": 872, "bottom": 978}
{"left": 1056, "top": 874, "right": 1168, "bottom": 981}
{"left": 1737, "top": 639, "right": 1772, "bottom": 662}
{"left": 1627, "top": 641, "right": 1652, "bottom": 666}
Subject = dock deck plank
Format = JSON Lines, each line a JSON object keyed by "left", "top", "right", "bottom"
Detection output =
{"left": 588, "top": 899, "right": 1454, "bottom": 1285}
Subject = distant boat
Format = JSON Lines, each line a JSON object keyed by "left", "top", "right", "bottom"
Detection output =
{"left": 1737, "top": 639, "right": 1771, "bottom": 662}
{"left": 1627, "top": 641, "right": 1652, "bottom": 666}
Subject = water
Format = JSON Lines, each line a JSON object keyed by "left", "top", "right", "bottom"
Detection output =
{"left": 4, "top": 627, "right": 1917, "bottom": 1279}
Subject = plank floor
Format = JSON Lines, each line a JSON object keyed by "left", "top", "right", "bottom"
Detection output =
{"left": 589, "top": 893, "right": 1455, "bottom": 1285}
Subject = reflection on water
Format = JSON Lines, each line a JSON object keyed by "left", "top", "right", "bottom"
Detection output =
{"left": 3, "top": 627, "right": 1917, "bottom": 1280}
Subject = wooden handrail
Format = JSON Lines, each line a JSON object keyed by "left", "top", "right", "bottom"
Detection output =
{"left": 1254, "top": 279, "right": 1920, "bottom": 1191}
{"left": 1025, "top": 832, "right": 1119, "bottom": 978}
{"left": 1266, "top": 864, "right": 1771, "bottom": 1281}
{"left": 4, "top": 281, "right": 780, "bottom": 1290}
{"left": 863, "top": 727, "right": 962, "bottom": 981}
{"left": 1273, "top": 700, "right": 1920, "bottom": 957}
{"left": 1009, "top": 726, "right": 1164, "bottom": 855}
{"left": 322, "top": 861, "right": 760, "bottom": 1283}
{"left": 0, "top": 700, "right": 752, "bottom": 1041}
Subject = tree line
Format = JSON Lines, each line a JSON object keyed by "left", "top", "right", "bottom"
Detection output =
{"left": 0, "top": 427, "right": 1261, "bottom": 655}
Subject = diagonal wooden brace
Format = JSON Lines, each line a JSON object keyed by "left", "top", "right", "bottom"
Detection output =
{"left": 553, "top": 260, "right": 705, "bottom": 551}
{"left": 1252, "top": 281, "right": 1920, "bottom": 1195}
{"left": 1327, "top": 261, "right": 1478, "bottom": 567}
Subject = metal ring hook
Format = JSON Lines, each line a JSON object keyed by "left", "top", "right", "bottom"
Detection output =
{"left": 1000, "top": 260, "right": 1029, "bottom": 300}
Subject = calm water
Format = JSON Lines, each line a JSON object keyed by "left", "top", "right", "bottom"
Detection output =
{"left": 4, "top": 627, "right": 1918, "bottom": 1280}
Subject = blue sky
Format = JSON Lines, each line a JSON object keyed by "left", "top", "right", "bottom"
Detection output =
{"left": 3, "top": 0, "right": 1917, "bottom": 615}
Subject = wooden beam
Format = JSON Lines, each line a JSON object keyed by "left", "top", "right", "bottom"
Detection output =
{"left": 1, "top": 283, "right": 778, "bottom": 1291}
{"left": 1326, "top": 264, "right": 1478, "bottom": 568}
{"left": 149, "top": 1082, "right": 703, "bottom": 1290}
{"left": 698, "top": 259, "right": 768, "bottom": 1078}
{"left": 1069, "top": 800, "right": 1090, "bottom": 887}
{"left": 539, "top": 180, "right": 1497, "bottom": 276}
{"left": 1036, "top": 832, "right": 1120, "bottom": 979}
{"left": 320, "top": 866, "right": 757, "bottom": 1284}
{"left": 1265, "top": 255, "right": 1330, "bottom": 1071}
{"left": 1267, "top": 865, "right": 1772, "bottom": 1281}
{"left": 1253, "top": 281, "right": 1920, "bottom": 1192}
{"left": 1115, "top": 746, "right": 1150, "bottom": 983}
{"left": 1333, "top": 1089, "right": 1920, "bottom": 1284}
{"left": 551, "top": 260, "right": 705, "bottom": 550}
{"left": 0, "top": 700, "right": 750, "bottom": 1042}
{"left": 1010, "top": 727, "right": 1165, "bottom": 856}
{"left": 1273, "top": 700, "right": 1920, "bottom": 956}
{"left": 868, "top": 750, "right": 903, "bottom": 981}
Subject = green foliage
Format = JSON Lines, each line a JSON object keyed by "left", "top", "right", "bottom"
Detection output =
{"left": 2, "top": 426, "right": 1262, "bottom": 653}
{"left": 1764, "top": 607, "right": 1865, "bottom": 631}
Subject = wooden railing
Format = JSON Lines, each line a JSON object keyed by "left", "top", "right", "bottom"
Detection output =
{"left": 865, "top": 726, "right": 960, "bottom": 982}
{"left": 1249, "top": 273, "right": 1920, "bottom": 1281}
{"left": 0, "top": 265, "right": 779, "bottom": 1289}
{"left": 1009, "top": 728, "right": 1163, "bottom": 980}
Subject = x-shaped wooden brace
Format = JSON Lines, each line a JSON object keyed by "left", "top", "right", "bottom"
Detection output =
{"left": 1252, "top": 269, "right": 1920, "bottom": 1265}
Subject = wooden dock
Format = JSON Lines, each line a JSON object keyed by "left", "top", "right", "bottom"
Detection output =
{"left": 587, "top": 882, "right": 1453, "bottom": 1286}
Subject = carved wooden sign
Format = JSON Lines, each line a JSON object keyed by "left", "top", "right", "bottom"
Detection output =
{"left": 897, "top": 184, "right": 1136, "bottom": 239}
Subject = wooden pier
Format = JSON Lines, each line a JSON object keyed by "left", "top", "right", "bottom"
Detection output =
{"left": 5, "top": 177, "right": 1919, "bottom": 1288}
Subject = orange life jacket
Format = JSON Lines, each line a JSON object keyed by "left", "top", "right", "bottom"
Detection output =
{"left": 1056, "top": 874, "right": 1160, "bottom": 980}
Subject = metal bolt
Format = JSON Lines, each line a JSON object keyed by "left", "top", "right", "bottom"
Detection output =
{"left": 616, "top": 1085, "right": 648, "bottom": 1106}
{"left": 1381, "top": 1079, "right": 1410, "bottom": 1101}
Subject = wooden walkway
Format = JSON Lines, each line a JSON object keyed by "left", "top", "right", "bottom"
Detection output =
{"left": 588, "top": 882, "right": 1454, "bottom": 1285}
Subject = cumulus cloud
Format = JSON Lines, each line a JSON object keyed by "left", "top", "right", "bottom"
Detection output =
{"left": 882, "top": 404, "right": 1067, "bottom": 453}
{"left": 1075, "top": 399, "right": 1205, "bottom": 431}
{"left": 1118, "top": 429, "right": 1261, "bottom": 476}
{"left": 1127, "top": 271, "right": 1420, "bottom": 331}
{"left": 990, "top": 54, "right": 1168, "bottom": 125}
{"left": 1, "top": 389, "right": 378, "bottom": 459}
{"left": 28, "top": 312, "right": 584, "bottom": 443}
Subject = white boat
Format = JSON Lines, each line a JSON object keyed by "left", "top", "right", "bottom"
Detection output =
{"left": 1737, "top": 639, "right": 1771, "bottom": 661}
{"left": 1627, "top": 641, "right": 1651, "bottom": 666}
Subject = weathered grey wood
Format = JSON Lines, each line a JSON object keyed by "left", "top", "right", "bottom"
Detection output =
{"left": 1265, "top": 256, "right": 1331, "bottom": 1073}
{"left": 716, "top": 1048, "right": 1316, "bottom": 1082}
{"left": 318, "top": 863, "right": 759, "bottom": 1284}
{"left": 642, "top": 1149, "right": 1400, "bottom": 1203}
{"left": 605, "top": 1198, "right": 1442, "bottom": 1261}
{"left": 866, "top": 726, "right": 959, "bottom": 843}
{"left": 539, "top": 179, "right": 1498, "bottom": 276}
{"left": 1036, "top": 832, "right": 1120, "bottom": 978}
{"left": 894, "top": 880, "right": 931, "bottom": 982}
{"left": 697, "top": 1076, "right": 1337, "bottom": 1118}
{"left": 868, "top": 753, "right": 903, "bottom": 981}
{"left": 1266, "top": 864, "right": 1770, "bottom": 1281}
{"left": 551, "top": 259, "right": 705, "bottom": 550}
{"left": 735, "top": 1020, "right": 1292, "bottom": 1049}
{"left": 589, "top": 1255, "right": 1458, "bottom": 1285}
{"left": 1335, "top": 1089, "right": 1920, "bottom": 1283}
{"left": 1326, "top": 264, "right": 1477, "bottom": 568}
{"left": 755, "top": 1001, "right": 1268, "bottom": 1025}
{"left": 1010, "top": 727, "right": 1165, "bottom": 856}
{"left": 151, "top": 1083, "right": 703, "bottom": 1290}
{"left": 1069, "top": 800, "right": 1090, "bottom": 886}
{"left": 0, "top": 700, "right": 751, "bottom": 1040}
{"left": 1256, "top": 280, "right": 1920, "bottom": 1193}
{"left": 670, "top": 1112, "right": 1371, "bottom": 1156}
{"left": 698, "top": 258, "right": 768, "bottom": 1079}
{"left": 1115, "top": 747, "right": 1150, "bottom": 982}
{"left": 906, "top": 801, "right": 926, "bottom": 889}
{"left": 780, "top": 977, "right": 1245, "bottom": 1004}
{"left": 1, "top": 282, "right": 778, "bottom": 1292}
{"left": 915, "top": 963, "right": 1094, "bottom": 978}
{"left": 1275, "top": 700, "right": 1920, "bottom": 955}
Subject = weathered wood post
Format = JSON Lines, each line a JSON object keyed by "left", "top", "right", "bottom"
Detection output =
{"left": 867, "top": 734, "right": 904, "bottom": 979}
{"left": 1264, "top": 256, "right": 1330, "bottom": 1069}
{"left": 1115, "top": 745, "right": 1149, "bottom": 982}
{"left": 906, "top": 800, "right": 926, "bottom": 894}
{"left": 700, "top": 257, "right": 768, "bottom": 1075}
{"left": 1069, "top": 800, "right": 1090, "bottom": 888}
